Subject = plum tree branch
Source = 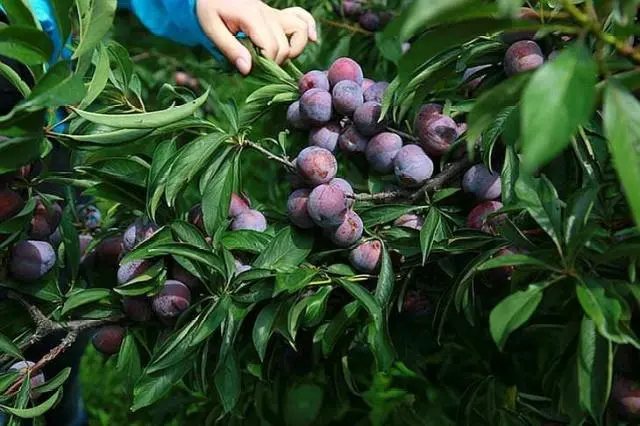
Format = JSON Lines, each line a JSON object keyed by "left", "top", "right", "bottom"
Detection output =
{"left": 354, "top": 157, "right": 473, "bottom": 203}
{"left": 243, "top": 139, "right": 296, "bottom": 170}
{"left": 320, "top": 18, "right": 373, "bottom": 36}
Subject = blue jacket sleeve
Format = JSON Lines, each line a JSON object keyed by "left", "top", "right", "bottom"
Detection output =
{"left": 118, "top": 0, "right": 223, "bottom": 61}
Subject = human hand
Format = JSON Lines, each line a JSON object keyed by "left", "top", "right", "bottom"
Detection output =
{"left": 196, "top": 0, "right": 317, "bottom": 75}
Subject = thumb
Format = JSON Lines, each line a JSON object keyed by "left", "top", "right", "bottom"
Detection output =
{"left": 198, "top": 10, "right": 252, "bottom": 74}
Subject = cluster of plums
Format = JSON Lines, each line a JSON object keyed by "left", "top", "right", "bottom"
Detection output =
{"left": 336, "top": 0, "right": 393, "bottom": 32}
{"left": 90, "top": 195, "right": 264, "bottom": 356}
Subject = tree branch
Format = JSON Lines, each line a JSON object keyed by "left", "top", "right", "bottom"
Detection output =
{"left": 320, "top": 18, "right": 373, "bottom": 36}
{"left": 243, "top": 139, "right": 296, "bottom": 170}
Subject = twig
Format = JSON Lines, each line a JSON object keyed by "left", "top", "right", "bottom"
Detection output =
{"left": 355, "top": 157, "right": 473, "bottom": 203}
{"left": 561, "top": 0, "right": 640, "bottom": 64}
{"left": 320, "top": 18, "right": 373, "bottom": 36}
{"left": 243, "top": 139, "right": 296, "bottom": 170}
{"left": 386, "top": 127, "right": 419, "bottom": 143}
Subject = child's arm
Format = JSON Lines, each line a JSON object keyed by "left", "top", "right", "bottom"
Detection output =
{"left": 122, "top": 0, "right": 316, "bottom": 75}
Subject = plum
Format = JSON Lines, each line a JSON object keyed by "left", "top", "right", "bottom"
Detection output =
{"left": 308, "top": 184, "right": 349, "bottom": 228}
{"left": 467, "top": 201, "right": 505, "bottom": 234}
{"left": 121, "top": 297, "right": 152, "bottom": 322}
{"left": 152, "top": 280, "right": 191, "bottom": 320}
{"left": 78, "top": 204, "right": 101, "bottom": 230}
{"left": 0, "top": 189, "right": 24, "bottom": 222}
{"left": 359, "top": 11, "right": 381, "bottom": 31}
{"left": 363, "top": 81, "right": 389, "bottom": 103}
{"left": 462, "top": 164, "right": 502, "bottom": 201}
{"left": 10, "top": 240, "right": 56, "bottom": 282}
{"left": 9, "top": 361, "right": 45, "bottom": 396}
{"left": 329, "top": 210, "right": 363, "bottom": 247}
{"left": 170, "top": 261, "right": 201, "bottom": 289}
{"left": 504, "top": 40, "right": 544, "bottom": 76}
{"left": 338, "top": 124, "right": 369, "bottom": 153}
{"left": 394, "top": 145, "right": 434, "bottom": 187}
{"left": 288, "top": 189, "right": 315, "bottom": 229}
{"left": 342, "top": 0, "right": 364, "bottom": 18}
{"left": 229, "top": 193, "right": 251, "bottom": 218}
{"left": 309, "top": 123, "right": 341, "bottom": 152}
{"left": 349, "top": 240, "right": 382, "bottom": 273}
{"left": 403, "top": 290, "right": 431, "bottom": 316}
{"left": 328, "top": 57, "right": 364, "bottom": 87}
{"left": 174, "top": 71, "right": 191, "bottom": 87}
{"left": 354, "top": 101, "right": 386, "bottom": 136}
{"left": 299, "top": 88, "right": 333, "bottom": 126}
{"left": 413, "top": 103, "right": 443, "bottom": 134}
{"left": 189, "top": 204, "right": 204, "bottom": 232}
{"left": 394, "top": 214, "right": 424, "bottom": 231}
{"left": 29, "top": 198, "right": 62, "bottom": 240}
{"left": 463, "top": 65, "right": 491, "bottom": 92}
{"left": 95, "top": 236, "right": 124, "bottom": 269}
{"left": 299, "top": 70, "right": 330, "bottom": 94}
{"left": 287, "top": 101, "right": 309, "bottom": 130}
{"left": 613, "top": 376, "right": 640, "bottom": 419}
{"left": 92, "top": 325, "right": 125, "bottom": 355}
{"left": 365, "top": 132, "right": 403, "bottom": 174}
{"left": 123, "top": 218, "right": 158, "bottom": 251}
{"left": 296, "top": 146, "right": 338, "bottom": 185}
{"left": 231, "top": 209, "right": 267, "bottom": 232}
{"left": 332, "top": 80, "right": 364, "bottom": 116}
{"left": 329, "top": 178, "right": 355, "bottom": 208}
{"left": 417, "top": 115, "right": 459, "bottom": 157}
{"left": 117, "top": 259, "right": 152, "bottom": 285}
{"left": 362, "top": 78, "right": 375, "bottom": 92}
{"left": 234, "top": 259, "right": 252, "bottom": 276}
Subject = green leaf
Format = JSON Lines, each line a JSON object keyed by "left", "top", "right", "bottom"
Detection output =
{"left": 477, "top": 254, "right": 559, "bottom": 272}
{"left": 59, "top": 205, "right": 80, "bottom": 282}
{"left": 51, "top": 0, "right": 74, "bottom": 41}
{"left": 576, "top": 277, "right": 640, "bottom": 348}
{"left": 275, "top": 268, "right": 317, "bottom": 295}
{"left": 202, "top": 153, "right": 234, "bottom": 234}
{"left": 254, "top": 227, "right": 314, "bottom": 272}
{"left": 374, "top": 246, "right": 394, "bottom": 308}
{"left": 61, "top": 288, "right": 111, "bottom": 316}
{"left": 115, "top": 333, "right": 141, "bottom": 389}
{"left": 0, "top": 333, "right": 22, "bottom": 360}
{"left": 420, "top": 208, "right": 442, "bottom": 265}
{"left": 0, "top": 25, "right": 53, "bottom": 65}
{"left": 71, "top": 89, "right": 209, "bottom": 129}
{"left": 339, "top": 279, "right": 382, "bottom": 321}
{"left": 221, "top": 230, "right": 272, "bottom": 253}
{"left": 489, "top": 282, "right": 548, "bottom": 350}
{"left": 1, "top": 389, "right": 61, "bottom": 418}
{"left": 284, "top": 382, "right": 324, "bottom": 426}
{"left": 20, "top": 61, "right": 86, "bottom": 110}
{"left": 143, "top": 243, "right": 224, "bottom": 276}
{"left": 73, "top": 0, "right": 117, "bottom": 59}
{"left": 521, "top": 42, "right": 598, "bottom": 171}
{"left": 564, "top": 185, "right": 599, "bottom": 246}
{"left": 577, "top": 317, "right": 612, "bottom": 425}
{"left": 252, "top": 303, "right": 280, "bottom": 361}
{"left": 0, "top": 61, "right": 30, "bottom": 97}
{"left": 132, "top": 360, "right": 192, "bottom": 411}
{"left": 33, "top": 367, "right": 71, "bottom": 394}
{"left": 0, "top": 0, "right": 37, "bottom": 27}
{"left": 603, "top": 82, "right": 640, "bottom": 231}
{"left": 214, "top": 351, "right": 241, "bottom": 413}
{"left": 78, "top": 43, "right": 109, "bottom": 109}
{"left": 361, "top": 205, "right": 416, "bottom": 228}
{"left": 189, "top": 296, "right": 229, "bottom": 346}
{"left": 321, "top": 301, "right": 360, "bottom": 356}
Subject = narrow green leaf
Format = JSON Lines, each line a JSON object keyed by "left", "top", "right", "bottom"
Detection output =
{"left": 252, "top": 303, "right": 280, "bottom": 361}
{"left": 374, "top": 246, "right": 394, "bottom": 308}
{"left": 202, "top": 156, "right": 234, "bottom": 235}
{"left": 73, "top": 0, "right": 117, "bottom": 58}
{"left": 78, "top": 43, "right": 109, "bottom": 109}
{"left": 0, "top": 25, "right": 53, "bottom": 65}
{"left": 33, "top": 368, "right": 71, "bottom": 394}
{"left": 254, "top": 227, "right": 314, "bottom": 272}
{"left": 420, "top": 208, "right": 442, "bottom": 265}
{"left": 214, "top": 351, "right": 241, "bottom": 413}
{"left": 0, "top": 333, "right": 22, "bottom": 360}
{"left": 61, "top": 288, "right": 111, "bottom": 316}
{"left": 1, "top": 389, "right": 61, "bottom": 418}
{"left": 478, "top": 254, "right": 559, "bottom": 272}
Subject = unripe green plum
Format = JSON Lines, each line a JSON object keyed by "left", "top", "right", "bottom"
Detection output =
{"left": 349, "top": 240, "right": 382, "bottom": 273}
{"left": 394, "top": 145, "right": 434, "bottom": 187}
{"left": 308, "top": 184, "right": 349, "bottom": 228}
{"left": 363, "top": 81, "right": 389, "bottom": 103}
{"left": 300, "top": 88, "right": 333, "bottom": 126}
{"left": 117, "top": 259, "right": 152, "bottom": 285}
{"left": 462, "top": 164, "right": 502, "bottom": 201}
{"left": 288, "top": 189, "right": 315, "bottom": 229}
{"left": 338, "top": 124, "right": 369, "bottom": 153}
{"left": 365, "top": 132, "right": 403, "bottom": 174}
{"left": 299, "top": 70, "right": 330, "bottom": 94}
{"left": 10, "top": 240, "right": 56, "bottom": 282}
{"left": 309, "top": 123, "right": 341, "bottom": 152}
{"left": 332, "top": 80, "right": 364, "bottom": 116}
{"left": 92, "top": 325, "right": 125, "bottom": 355}
{"left": 297, "top": 146, "right": 338, "bottom": 186}
{"left": 152, "top": 280, "right": 191, "bottom": 320}
{"left": 121, "top": 297, "right": 152, "bottom": 322}
{"left": 29, "top": 198, "right": 62, "bottom": 240}
{"left": 229, "top": 193, "right": 251, "bottom": 218}
{"left": 328, "top": 57, "right": 364, "bottom": 87}
{"left": 329, "top": 210, "right": 363, "bottom": 247}
{"left": 394, "top": 214, "right": 424, "bottom": 231}
{"left": 467, "top": 201, "right": 505, "bottom": 234}
{"left": 231, "top": 209, "right": 267, "bottom": 232}
{"left": 354, "top": 101, "right": 386, "bottom": 136}
{"left": 287, "top": 101, "right": 309, "bottom": 130}
{"left": 0, "top": 189, "right": 24, "bottom": 222}
{"left": 504, "top": 40, "right": 544, "bottom": 76}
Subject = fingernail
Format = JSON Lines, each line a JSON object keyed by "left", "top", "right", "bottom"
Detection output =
{"left": 235, "top": 57, "right": 250, "bottom": 75}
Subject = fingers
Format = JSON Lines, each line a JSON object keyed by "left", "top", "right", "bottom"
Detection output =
{"left": 198, "top": 9, "right": 253, "bottom": 74}
{"left": 283, "top": 7, "right": 317, "bottom": 42}
{"left": 265, "top": 11, "right": 291, "bottom": 64}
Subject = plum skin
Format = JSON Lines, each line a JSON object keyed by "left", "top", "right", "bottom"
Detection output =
{"left": 329, "top": 210, "right": 363, "bottom": 247}
{"left": 231, "top": 210, "right": 268, "bottom": 232}
{"left": 363, "top": 82, "right": 389, "bottom": 103}
{"left": 288, "top": 189, "right": 315, "bottom": 229}
{"left": 354, "top": 102, "right": 386, "bottom": 137}
{"left": 9, "top": 361, "right": 45, "bottom": 397}
{"left": 296, "top": 146, "right": 338, "bottom": 186}
{"left": 329, "top": 178, "right": 355, "bottom": 209}
{"left": 462, "top": 164, "right": 502, "bottom": 201}
{"left": 309, "top": 123, "right": 341, "bottom": 152}
{"left": 394, "top": 214, "right": 424, "bottom": 231}
{"left": 417, "top": 115, "right": 459, "bottom": 157}
{"left": 328, "top": 57, "right": 364, "bottom": 87}
{"left": 229, "top": 193, "right": 251, "bottom": 218}
{"left": 365, "top": 132, "right": 403, "bottom": 174}
{"left": 29, "top": 199, "right": 62, "bottom": 240}
{"left": 299, "top": 88, "right": 333, "bottom": 126}
{"left": 152, "top": 280, "right": 192, "bottom": 320}
{"left": 339, "top": 125, "right": 369, "bottom": 153}
{"left": 92, "top": 325, "right": 125, "bottom": 355}
{"left": 467, "top": 201, "right": 505, "bottom": 234}
{"left": 350, "top": 240, "right": 382, "bottom": 273}
{"left": 287, "top": 101, "right": 309, "bottom": 130}
{"left": 299, "top": 70, "right": 330, "bottom": 94}
{"left": 117, "top": 259, "right": 151, "bottom": 285}
{"left": 394, "top": 145, "right": 434, "bottom": 187}
{"left": 0, "top": 189, "right": 24, "bottom": 222}
{"left": 10, "top": 240, "right": 56, "bottom": 282}
{"left": 307, "top": 184, "right": 349, "bottom": 228}
{"left": 504, "top": 40, "right": 544, "bottom": 76}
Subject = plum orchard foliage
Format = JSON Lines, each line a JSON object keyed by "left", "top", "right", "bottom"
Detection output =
{"left": 1, "top": 0, "right": 640, "bottom": 425}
